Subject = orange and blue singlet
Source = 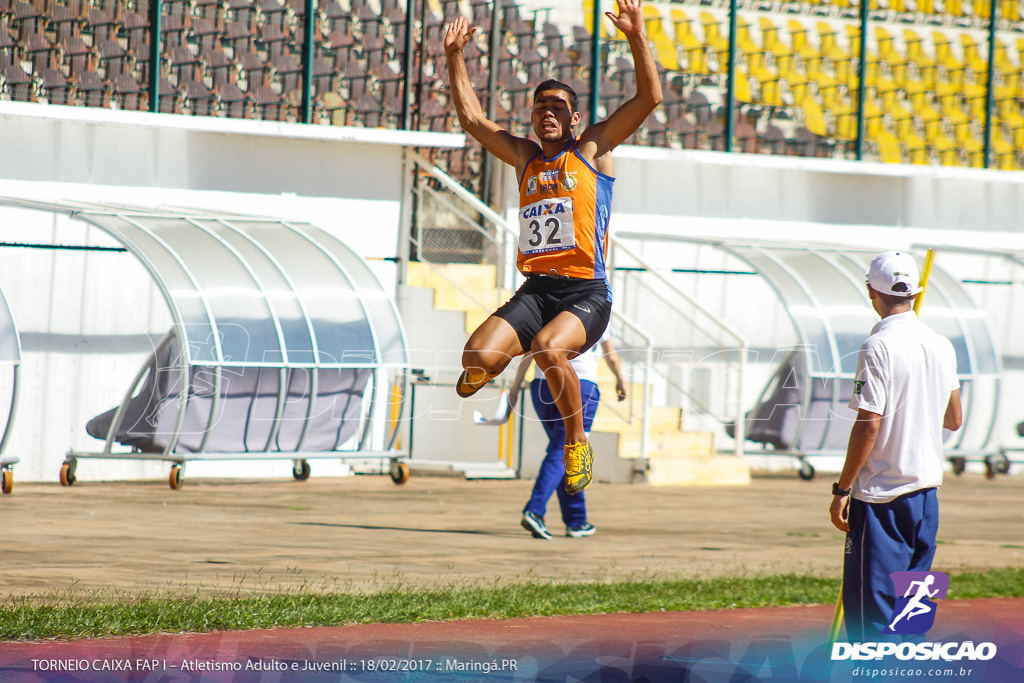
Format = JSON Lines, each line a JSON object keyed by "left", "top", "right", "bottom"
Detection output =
{"left": 516, "top": 138, "right": 614, "bottom": 280}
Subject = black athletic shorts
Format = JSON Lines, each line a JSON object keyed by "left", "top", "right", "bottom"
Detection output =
{"left": 493, "top": 275, "right": 612, "bottom": 355}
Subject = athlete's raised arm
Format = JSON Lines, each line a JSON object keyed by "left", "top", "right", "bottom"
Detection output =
{"left": 445, "top": 16, "right": 533, "bottom": 169}
{"left": 578, "top": 0, "right": 663, "bottom": 163}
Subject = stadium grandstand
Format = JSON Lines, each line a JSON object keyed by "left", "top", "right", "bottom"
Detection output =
{"left": 1, "top": 0, "right": 1022, "bottom": 196}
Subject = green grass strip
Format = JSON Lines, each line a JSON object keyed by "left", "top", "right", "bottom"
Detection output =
{"left": 1, "top": 567, "right": 1021, "bottom": 642}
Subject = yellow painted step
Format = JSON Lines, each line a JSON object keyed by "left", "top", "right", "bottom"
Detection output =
{"left": 616, "top": 429, "right": 715, "bottom": 460}
{"left": 647, "top": 454, "right": 751, "bottom": 486}
{"left": 407, "top": 262, "right": 498, "bottom": 290}
{"left": 433, "top": 287, "right": 513, "bottom": 315}
{"left": 591, "top": 404, "right": 682, "bottom": 435}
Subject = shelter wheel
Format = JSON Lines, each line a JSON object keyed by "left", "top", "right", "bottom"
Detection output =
{"left": 390, "top": 461, "right": 410, "bottom": 485}
{"left": 950, "top": 456, "right": 966, "bottom": 475}
{"left": 984, "top": 459, "right": 996, "bottom": 480}
{"left": 59, "top": 462, "right": 76, "bottom": 486}
{"left": 169, "top": 464, "right": 184, "bottom": 490}
{"left": 797, "top": 460, "right": 815, "bottom": 481}
{"left": 1, "top": 468, "right": 11, "bottom": 494}
{"left": 992, "top": 452, "right": 1011, "bottom": 475}
{"left": 292, "top": 460, "right": 311, "bottom": 481}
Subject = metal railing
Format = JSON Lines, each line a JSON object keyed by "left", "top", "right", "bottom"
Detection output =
{"left": 118, "top": 0, "right": 1018, "bottom": 169}
{"left": 609, "top": 234, "right": 749, "bottom": 457}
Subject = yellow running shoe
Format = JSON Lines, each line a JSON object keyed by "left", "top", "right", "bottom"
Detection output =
{"left": 455, "top": 369, "right": 497, "bottom": 398}
{"left": 563, "top": 441, "right": 593, "bottom": 495}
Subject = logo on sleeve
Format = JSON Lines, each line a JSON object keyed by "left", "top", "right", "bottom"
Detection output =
{"left": 853, "top": 380, "right": 865, "bottom": 396}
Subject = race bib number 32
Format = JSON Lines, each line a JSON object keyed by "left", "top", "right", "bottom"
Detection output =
{"left": 518, "top": 197, "right": 576, "bottom": 256}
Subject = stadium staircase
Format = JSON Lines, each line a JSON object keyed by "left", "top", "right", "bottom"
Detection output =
{"left": 402, "top": 260, "right": 751, "bottom": 486}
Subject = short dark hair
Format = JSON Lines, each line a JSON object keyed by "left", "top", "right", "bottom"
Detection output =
{"left": 876, "top": 290, "right": 916, "bottom": 308}
{"left": 533, "top": 79, "right": 578, "bottom": 112}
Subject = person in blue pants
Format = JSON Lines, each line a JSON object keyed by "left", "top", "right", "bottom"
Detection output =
{"left": 829, "top": 251, "right": 962, "bottom": 640}
{"left": 514, "top": 330, "right": 626, "bottom": 539}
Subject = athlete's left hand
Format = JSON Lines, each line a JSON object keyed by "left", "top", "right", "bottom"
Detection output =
{"left": 606, "top": 0, "right": 645, "bottom": 37}
{"left": 829, "top": 494, "right": 850, "bottom": 533}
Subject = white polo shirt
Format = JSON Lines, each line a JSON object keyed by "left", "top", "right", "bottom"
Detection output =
{"left": 848, "top": 311, "right": 960, "bottom": 503}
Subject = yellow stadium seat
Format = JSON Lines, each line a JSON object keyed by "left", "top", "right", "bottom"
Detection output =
{"left": 890, "top": 101, "right": 916, "bottom": 139}
{"left": 1002, "top": 0, "right": 1022, "bottom": 21}
{"left": 904, "top": 79, "right": 928, "bottom": 111}
{"left": 944, "top": 0, "right": 971, "bottom": 16}
{"left": 671, "top": 9, "right": 710, "bottom": 75}
{"left": 903, "top": 131, "right": 929, "bottom": 164}
{"left": 644, "top": 7, "right": 681, "bottom": 74}
{"left": 734, "top": 67, "right": 755, "bottom": 103}
{"left": 833, "top": 102, "right": 857, "bottom": 140}
{"left": 753, "top": 67, "right": 786, "bottom": 107}
{"left": 873, "top": 129, "right": 904, "bottom": 164}
{"left": 876, "top": 27, "right": 910, "bottom": 88}
{"left": 801, "top": 97, "right": 829, "bottom": 137}
{"left": 932, "top": 134, "right": 959, "bottom": 166}
{"left": 788, "top": 19, "right": 823, "bottom": 75}
{"left": 904, "top": 29, "right": 938, "bottom": 89}
{"left": 933, "top": 31, "right": 967, "bottom": 86}
{"left": 960, "top": 34, "right": 989, "bottom": 81}
{"left": 701, "top": 12, "right": 731, "bottom": 64}
{"left": 843, "top": 26, "right": 881, "bottom": 91}
{"left": 918, "top": 104, "right": 945, "bottom": 143}
{"left": 786, "top": 72, "right": 810, "bottom": 103}
{"left": 815, "top": 72, "right": 842, "bottom": 109}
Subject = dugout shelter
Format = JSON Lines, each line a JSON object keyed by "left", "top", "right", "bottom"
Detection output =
{"left": 0, "top": 279, "right": 19, "bottom": 494}
{"left": 619, "top": 235, "right": 1001, "bottom": 479}
{"left": 0, "top": 197, "right": 410, "bottom": 490}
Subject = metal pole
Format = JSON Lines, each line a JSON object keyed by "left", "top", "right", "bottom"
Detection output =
{"left": 982, "top": 0, "right": 998, "bottom": 168}
{"left": 481, "top": 0, "right": 502, "bottom": 203}
{"left": 401, "top": 0, "right": 416, "bottom": 129}
{"left": 724, "top": 0, "right": 737, "bottom": 152}
{"left": 855, "top": 0, "right": 869, "bottom": 160}
{"left": 301, "top": 0, "right": 315, "bottom": 123}
{"left": 590, "top": 0, "right": 600, "bottom": 126}
{"left": 148, "top": 0, "right": 162, "bottom": 113}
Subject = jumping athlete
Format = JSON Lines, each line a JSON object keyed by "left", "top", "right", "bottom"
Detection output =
{"left": 444, "top": 0, "right": 661, "bottom": 494}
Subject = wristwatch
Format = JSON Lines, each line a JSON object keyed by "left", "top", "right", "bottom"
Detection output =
{"left": 832, "top": 482, "right": 851, "bottom": 496}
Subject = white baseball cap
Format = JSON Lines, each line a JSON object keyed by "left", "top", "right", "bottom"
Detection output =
{"left": 866, "top": 251, "right": 922, "bottom": 297}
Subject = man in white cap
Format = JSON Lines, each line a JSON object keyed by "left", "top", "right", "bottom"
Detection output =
{"left": 829, "top": 250, "right": 962, "bottom": 640}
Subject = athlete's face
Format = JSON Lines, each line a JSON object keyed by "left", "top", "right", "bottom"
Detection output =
{"left": 531, "top": 90, "right": 581, "bottom": 143}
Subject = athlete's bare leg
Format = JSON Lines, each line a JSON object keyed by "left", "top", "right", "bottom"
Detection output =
{"left": 462, "top": 315, "right": 524, "bottom": 379}
{"left": 530, "top": 311, "right": 588, "bottom": 445}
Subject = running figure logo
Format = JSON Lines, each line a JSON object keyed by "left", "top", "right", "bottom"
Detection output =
{"left": 885, "top": 571, "right": 949, "bottom": 635}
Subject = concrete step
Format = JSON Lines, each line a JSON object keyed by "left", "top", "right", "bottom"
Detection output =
{"left": 407, "top": 262, "right": 498, "bottom": 291}
{"left": 616, "top": 429, "right": 715, "bottom": 460}
{"left": 591, "top": 406, "right": 683, "bottom": 434}
{"left": 406, "top": 460, "right": 518, "bottom": 480}
{"left": 646, "top": 454, "right": 751, "bottom": 486}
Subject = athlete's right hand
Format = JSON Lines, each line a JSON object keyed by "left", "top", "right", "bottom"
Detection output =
{"left": 444, "top": 16, "right": 478, "bottom": 55}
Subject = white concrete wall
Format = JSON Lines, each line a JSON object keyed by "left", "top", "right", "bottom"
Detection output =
{"left": 3, "top": 96, "right": 1024, "bottom": 483}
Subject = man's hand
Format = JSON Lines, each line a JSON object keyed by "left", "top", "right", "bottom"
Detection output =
{"left": 444, "top": 16, "right": 477, "bottom": 55}
{"left": 606, "top": 0, "right": 646, "bottom": 38}
{"left": 830, "top": 495, "right": 850, "bottom": 533}
{"left": 615, "top": 379, "right": 627, "bottom": 402}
